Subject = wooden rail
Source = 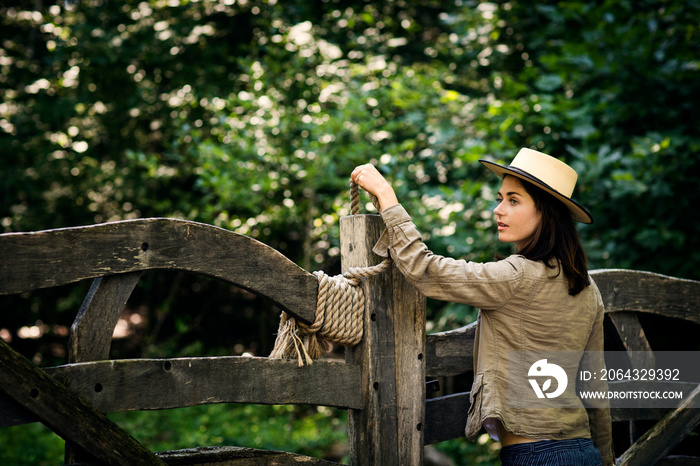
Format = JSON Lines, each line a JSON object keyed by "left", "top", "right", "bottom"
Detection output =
{"left": 0, "top": 218, "right": 317, "bottom": 323}
{"left": 1, "top": 357, "right": 362, "bottom": 428}
{"left": 1, "top": 219, "right": 699, "bottom": 465}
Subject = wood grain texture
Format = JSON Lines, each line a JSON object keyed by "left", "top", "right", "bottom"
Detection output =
{"left": 155, "top": 446, "right": 341, "bottom": 465}
{"left": 343, "top": 215, "right": 400, "bottom": 465}
{"left": 342, "top": 214, "right": 427, "bottom": 466}
{"left": 607, "top": 311, "right": 655, "bottom": 371}
{"left": 424, "top": 393, "right": 469, "bottom": 445}
{"left": 0, "top": 356, "right": 361, "bottom": 427}
{"left": 0, "top": 218, "right": 317, "bottom": 323}
{"left": 616, "top": 384, "right": 700, "bottom": 466}
{"left": 0, "top": 339, "right": 165, "bottom": 465}
{"left": 69, "top": 272, "right": 143, "bottom": 363}
{"left": 591, "top": 269, "right": 700, "bottom": 325}
{"left": 391, "top": 241, "right": 427, "bottom": 465}
{"left": 66, "top": 275, "right": 144, "bottom": 466}
{"left": 425, "top": 322, "right": 476, "bottom": 377}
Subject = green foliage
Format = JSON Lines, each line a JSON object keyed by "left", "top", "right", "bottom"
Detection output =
{"left": 482, "top": 0, "right": 700, "bottom": 278}
{"left": 0, "top": 404, "right": 501, "bottom": 465}
{"left": 107, "top": 404, "right": 350, "bottom": 460}
{"left": 1, "top": 0, "right": 699, "bottom": 462}
{"left": 0, "top": 404, "right": 349, "bottom": 464}
{"left": 433, "top": 434, "right": 501, "bottom": 466}
{"left": 0, "top": 422, "right": 64, "bottom": 466}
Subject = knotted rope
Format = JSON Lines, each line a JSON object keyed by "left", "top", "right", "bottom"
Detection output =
{"left": 269, "top": 181, "right": 390, "bottom": 366}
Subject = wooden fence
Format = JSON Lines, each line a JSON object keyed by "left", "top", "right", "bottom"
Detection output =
{"left": 1, "top": 214, "right": 699, "bottom": 465}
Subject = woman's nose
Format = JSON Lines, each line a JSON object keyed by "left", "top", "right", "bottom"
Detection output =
{"left": 493, "top": 202, "right": 502, "bottom": 217}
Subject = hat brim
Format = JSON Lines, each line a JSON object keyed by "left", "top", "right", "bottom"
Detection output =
{"left": 479, "top": 160, "right": 593, "bottom": 224}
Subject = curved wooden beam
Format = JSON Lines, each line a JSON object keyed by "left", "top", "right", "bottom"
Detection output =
{"left": 591, "top": 269, "right": 700, "bottom": 325}
{"left": 0, "top": 218, "right": 317, "bottom": 323}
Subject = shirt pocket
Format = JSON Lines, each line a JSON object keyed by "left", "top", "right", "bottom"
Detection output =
{"left": 464, "top": 372, "right": 484, "bottom": 440}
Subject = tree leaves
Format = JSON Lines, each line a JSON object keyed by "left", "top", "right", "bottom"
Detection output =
{"left": 1, "top": 0, "right": 698, "bottom": 365}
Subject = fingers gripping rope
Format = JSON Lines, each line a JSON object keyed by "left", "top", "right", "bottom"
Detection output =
{"left": 350, "top": 180, "right": 381, "bottom": 214}
{"left": 269, "top": 182, "right": 390, "bottom": 366}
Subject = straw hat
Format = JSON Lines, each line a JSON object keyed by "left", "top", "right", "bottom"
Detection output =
{"left": 479, "top": 148, "right": 593, "bottom": 224}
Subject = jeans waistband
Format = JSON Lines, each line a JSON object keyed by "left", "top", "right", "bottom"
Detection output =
{"left": 501, "top": 438, "right": 593, "bottom": 456}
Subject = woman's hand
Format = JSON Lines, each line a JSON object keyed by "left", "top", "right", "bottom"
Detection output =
{"left": 351, "top": 164, "right": 399, "bottom": 211}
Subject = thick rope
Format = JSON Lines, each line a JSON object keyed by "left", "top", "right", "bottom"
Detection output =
{"left": 269, "top": 258, "right": 391, "bottom": 366}
{"left": 350, "top": 180, "right": 381, "bottom": 214}
{"left": 269, "top": 181, "right": 390, "bottom": 366}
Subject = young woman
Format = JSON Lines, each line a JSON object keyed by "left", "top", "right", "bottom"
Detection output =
{"left": 351, "top": 148, "right": 614, "bottom": 466}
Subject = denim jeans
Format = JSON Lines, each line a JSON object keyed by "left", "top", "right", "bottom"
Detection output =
{"left": 500, "top": 438, "right": 603, "bottom": 466}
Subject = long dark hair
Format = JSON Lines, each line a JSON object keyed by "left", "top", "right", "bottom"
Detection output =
{"left": 514, "top": 176, "right": 590, "bottom": 296}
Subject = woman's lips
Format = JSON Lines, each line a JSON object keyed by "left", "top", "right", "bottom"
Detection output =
{"left": 497, "top": 222, "right": 508, "bottom": 231}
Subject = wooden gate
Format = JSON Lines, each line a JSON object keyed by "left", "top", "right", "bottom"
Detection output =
{"left": 1, "top": 215, "right": 699, "bottom": 465}
{"left": 0, "top": 214, "right": 425, "bottom": 465}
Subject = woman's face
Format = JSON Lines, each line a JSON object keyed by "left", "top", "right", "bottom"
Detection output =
{"left": 494, "top": 175, "right": 542, "bottom": 250}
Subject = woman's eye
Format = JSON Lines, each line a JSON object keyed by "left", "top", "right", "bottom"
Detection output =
{"left": 510, "top": 199, "right": 518, "bottom": 205}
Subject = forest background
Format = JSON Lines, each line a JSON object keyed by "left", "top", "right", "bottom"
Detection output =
{"left": 1, "top": 0, "right": 699, "bottom": 464}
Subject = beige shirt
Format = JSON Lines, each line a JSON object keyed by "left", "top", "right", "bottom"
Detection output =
{"left": 373, "top": 204, "right": 615, "bottom": 465}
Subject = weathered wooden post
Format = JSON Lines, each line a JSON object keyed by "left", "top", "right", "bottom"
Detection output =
{"left": 65, "top": 272, "right": 143, "bottom": 464}
{"left": 341, "top": 212, "right": 427, "bottom": 465}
